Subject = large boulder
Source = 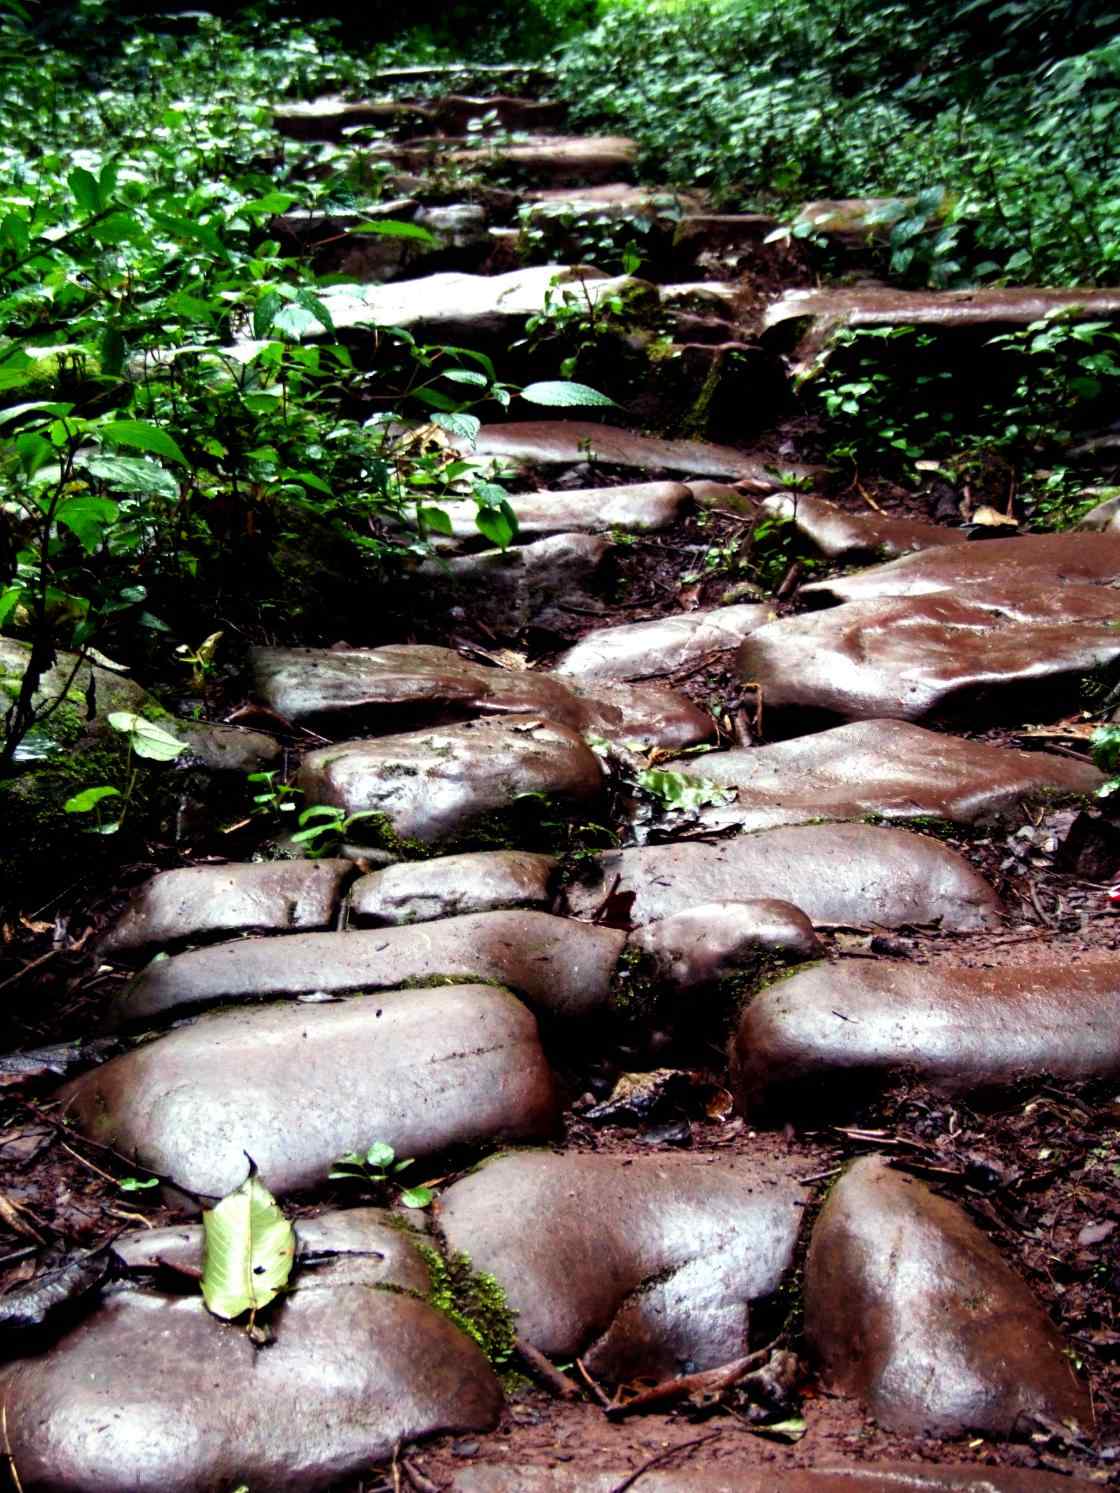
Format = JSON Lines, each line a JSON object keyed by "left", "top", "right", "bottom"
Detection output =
{"left": 759, "top": 492, "right": 968, "bottom": 562}
{"left": 101, "top": 860, "right": 354, "bottom": 959}
{"left": 61, "top": 984, "right": 558, "bottom": 1198}
{"left": 253, "top": 644, "right": 713, "bottom": 750}
{"left": 561, "top": 823, "right": 1003, "bottom": 931}
{"left": 298, "top": 717, "right": 604, "bottom": 848}
{"left": 736, "top": 587, "right": 1120, "bottom": 727}
{"left": 670, "top": 719, "right": 1103, "bottom": 832}
{"left": 350, "top": 850, "right": 558, "bottom": 926}
{"left": 111, "top": 911, "right": 627, "bottom": 1026}
{"left": 805, "top": 1156, "right": 1091, "bottom": 1435}
{"left": 1, "top": 1270, "right": 499, "bottom": 1493}
{"left": 627, "top": 900, "right": 820, "bottom": 992}
{"left": 553, "top": 604, "right": 772, "bottom": 683}
{"left": 439, "top": 1151, "right": 803, "bottom": 1380}
{"left": 733, "top": 955, "right": 1120, "bottom": 1117}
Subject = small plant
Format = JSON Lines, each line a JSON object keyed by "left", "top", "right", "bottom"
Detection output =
{"left": 248, "top": 770, "right": 302, "bottom": 820}
{"left": 63, "top": 711, "right": 185, "bottom": 835}
{"left": 290, "top": 803, "right": 381, "bottom": 857}
{"left": 1090, "top": 724, "right": 1120, "bottom": 799}
{"left": 329, "top": 1141, "right": 433, "bottom": 1209}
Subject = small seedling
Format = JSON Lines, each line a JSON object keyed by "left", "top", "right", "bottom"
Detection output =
{"left": 329, "top": 1141, "right": 434, "bottom": 1209}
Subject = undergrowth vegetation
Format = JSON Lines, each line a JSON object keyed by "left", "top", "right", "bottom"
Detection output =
{"left": 559, "top": 0, "right": 1120, "bottom": 287}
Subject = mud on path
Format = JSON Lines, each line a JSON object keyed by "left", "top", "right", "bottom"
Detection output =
{"left": 2, "top": 61, "right": 1120, "bottom": 1493}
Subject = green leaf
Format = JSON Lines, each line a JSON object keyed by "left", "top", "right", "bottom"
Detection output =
{"left": 399, "top": 1186, "right": 434, "bottom": 1209}
{"left": 106, "top": 711, "right": 186, "bottom": 762}
{"left": 751, "top": 1417, "right": 806, "bottom": 1443}
{"left": 351, "top": 219, "right": 437, "bottom": 244}
{"left": 365, "top": 1141, "right": 395, "bottom": 1167}
{"left": 68, "top": 167, "right": 101, "bottom": 214}
{"left": 56, "top": 496, "right": 119, "bottom": 553}
{"left": 0, "top": 587, "right": 21, "bottom": 626}
{"left": 100, "top": 420, "right": 187, "bottom": 466}
{"left": 432, "top": 411, "right": 481, "bottom": 445}
{"left": 419, "top": 505, "right": 453, "bottom": 536}
{"left": 63, "top": 785, "right": 121, "bottom": 813}
{"left": 254, "top": 288, "right": 282, "bottom": 338}
{"left": 520, "top": 380, "right": 616, "bottom": 408}
{"left": 636, "top": 767, "right": 735, "bottom": 812}
{"left": 83, "top": 456, "right": 180, "bottom": 498}
{"left": 118, "top": 1176, "right": 159, "bottom": 1191}
{"left": 441, "top": 369, "right": 489, "bottom": 388}
{"left": 201, "top": 1162, "right": 295, "bottom": 1321}
{"left": 475, "top": 501, "right": 518, "bottom": 550}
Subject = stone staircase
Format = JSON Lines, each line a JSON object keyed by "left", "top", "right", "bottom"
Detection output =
{"left": 3, "top": 70, "right": 1119, "bottom": 1493}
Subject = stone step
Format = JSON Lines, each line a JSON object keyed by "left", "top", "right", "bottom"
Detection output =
{"left": 252, "top": 643, "right": 713, "bottom": 748}
{"left": 2, "top": 1207, "right": 500, "bottom": 1492}
{"left": 350, "top": 849, "right": 558, "bottom": 926}
{"left": 670, "top": 718, "right": 1103, "bottom": 833}
{"left": 440, "top": 1150, "right": 804, "bottom": 1380}
{"left": 760, "top": 491, "right": 969, "bottom": 562}
{"left": 451, "top": 1469, "right": 1102, "bottom": 1493}
{"left": 109, "top": 911, "right": 626, "bottom": 1027}
{"left": 552, "top": 603, "right": 772, "bottom": 683}
{"left": 806, "top": 1155, "right": 1091, "bottom": 1435}
{"left": 738, "top": 585, "right": 1120, "bottom": 729}
{"left": 274, "top": 92, "right": 565, "bottom": 142}
{"left": 61, "top": 983, "right": 557, "bottom": 1198}
{"left": 373, "top": 134, "right": 637, "bottom": 186}
{"left": 561, "top": 822, "right": 1004, "bottom": 931}
{"left": 400, "top": 479, "right": 694, "bottom": 548}
{"left": 733, "top": 955, "right": 1120, "bottom": 1118}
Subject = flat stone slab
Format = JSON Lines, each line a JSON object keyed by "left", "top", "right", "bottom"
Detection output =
{"left": 415, "top": 532, "right": 613, "bottom": 635}
{"left": 253, "top": 643, "right": 713, "bottom": 750}
{"left": 383, "top": 134, "right": 637, "bottom": 183}
{"left": 764, "top": 285, "right": 1120, "bottom": 377}
{"left": 351, "top": 850, "right": 557, "bottom": 925}
{"left": 298, "top": 717, "right": 604, "bottom": 847}
{"left": 62, "top": 983, "right": 557, "bottom": 1198}
{"left": 451, "top": 1467, "right": 1103, "bottom": 1493}
{"left": 102, "top": 860, "right": 353, "bottom": 958}
{"left": 1, "top": 1272, "right": 499, "bottom": 1493}
{"left": 628, "top": 900, "right": 820, "bottom": 991}
{"left": 733, "top": 955, "right": 1120, "bottom": 1117}
{"left": 440, "top": 1151, "right": 803, "bottom": 1380}
{"left": 316, "top": 265, "right": 634, "bottom": 342}
{"left": 671, "top": 719, "right": 1103, "bottom": 832}
{"left": 760, "top": 492, "right": 968, "bottom": 561}
{"left": 801, "top": 530, "right": 1120, "bottom": 606}
{"left": 553, "top": 604, "right": 772, "bottom": 682}
{"left": 525, "top": 183, "right": 703, "bottom": 221}
{"left": 112, "top": 1206, "right": 431, "bottom": 1293}
{"left": 409, "top": 480, "right": 693, "bottom": 545}
{"left": 737, "top": 587, "right": 1120, "bottom": 726}
{"left": 805, "top": 1156, "right": 1091, "bottom": 1435}
{"left": 561, "top": 823, "right": 1003, "bottom": 931}
{"left": 474, "top": 421, "right": 816, "bottom": 485}
{"left": 112, "top": 911, "right": 626, "bottom": 1026}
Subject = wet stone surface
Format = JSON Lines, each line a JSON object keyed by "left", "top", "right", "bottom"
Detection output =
{"left": 733, "top": 954, "right": 1120, "bottom": 1118}
{"left": 760, "top": 491, "right": 969, "bottom": 561}
{"left": 111, "top": 910, "right": 627, "bottom": 1026}
{"left": 553, "top": 604, "right": 772, "bottom": 683}
{"left": 61, "top": 984, "right": 557, "bottom": 1198}
{"left": 805, "top": 1155, "right": 1092, "bottom": 1436}
{"left": 674, "top": 718, "right": 1103, "bottom": 832}
{"left": 561, "top": 823, "right": 1003, "bottom": 931}
{"left": 627, "top": 899, "right": 821, "bottom": 991}
{"left": 439, "top": 1150, "right": 804, "bottom": 1380}
{"left": 350, "top": 850, "right": 558, "bottom": 925}
{"left": 450, "top": 1467, "right": 1104, "bottom": 1493}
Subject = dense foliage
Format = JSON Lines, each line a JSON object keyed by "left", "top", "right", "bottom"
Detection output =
{"left": 559, "top": 0, "right": 1120, "bottom": 286}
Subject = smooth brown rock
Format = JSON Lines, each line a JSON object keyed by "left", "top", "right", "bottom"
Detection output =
{"left": 1076, "top": 490, "right": 1120, "bottom": 532}
{"left": 553, "top": 604, "right": 772, "bottom": 682}
{"left": 416, "top": 532, "right": 613, "bottom": 635}
{"left": 733, "top": 956, "right": 1120, "bottom": 1117}
{"left": 112, "top": 1207, "right": 431, "bottom": 1294}
{"left": 112, "top": 911, "right": 626, "bottom": 1026}
{"left": 172, "top": 719, "right": 281, "bottom": 772}
{"left": 524, "top": 182, "right": 703, "bottom": 218}
{"left": 764, "top": 285, "right": 1120, "bottom": 377}
{"left": 274, "top": 95, "right": 436, "bottom": 139}
{"left": 760, "top": 492, "right": 968, "bottom": 561}
{"left": 350, "top": 850, "right": 557, "bottom": 925}
{"left": 805, "top": 1156, "right": 1091, "bottom": 1435}
{"left": 298, "top": 717, "right": 603, "bottom": 846}
{"left": 474, "top": 421, "right": 816, "bottom": 485}
{"left": 382, "top": 135, "right": 637, "bottom": 184}
{"left": 102, "top": 860, "right": 353, "bottom": 958}
{"left": 800, "top": 529, "right": 1120, "bottom": 606}
{"left": 410, "top": 480, "right": 692, "bottom": 545}
{"left": 671, "top": 719, "right": 1103, "bottom": 832}
{"left": 62, "top": 984, "right": 557, "bottom": 1197}
{"left": 439, "top": 1151, "right": 803, "bottom": 1379}
{"left": 0, "top": 1283, "right": 499, "bottom": 1493}
{"left": 628, "top": 900, "right": 821, "bottom": 990}
{"left": 737, "top": 588, "right": 1120, "bottom": 726}
{"left": 253, "top": 643, "right": 713, "bottom": 750}
{"left": 561, "top": 823, "right": 1003, "bottom": 931}
{"left": 451, "top": 1467, "right": 1102, "bottom": 1493}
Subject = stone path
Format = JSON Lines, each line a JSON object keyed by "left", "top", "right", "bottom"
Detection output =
{"left": 4, "top": 69, "right": 1120, "bottom": 1493}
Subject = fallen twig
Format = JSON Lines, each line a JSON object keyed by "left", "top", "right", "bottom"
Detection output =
{"left": 575, "top": 1356, "right": 611, "bottom": 1408}
{"left": 607, "top": 1344, "right": 773, "bottom": 1420}
{"left": 607, "top": 1431, "right": 722, "bottom": 1493}
{"left": 515, "top": 1337, "right": 581, "bottom": 1400}
{"left": 402, "top": 1457, "right": 441, "bottom": 1493}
